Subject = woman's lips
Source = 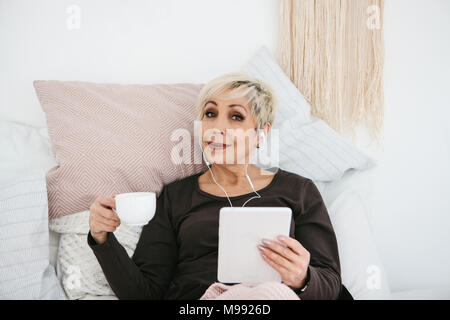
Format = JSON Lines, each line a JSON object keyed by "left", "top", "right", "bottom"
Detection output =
{"left": 207, "top": 142, "right": 230, "bottom": 150}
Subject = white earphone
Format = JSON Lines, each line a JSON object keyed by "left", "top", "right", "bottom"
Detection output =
{"left": 259, "top": 128, "right": 266, "bottom": 140}
{"left": 258, "top": 129, "right": 265, "bottom": 147}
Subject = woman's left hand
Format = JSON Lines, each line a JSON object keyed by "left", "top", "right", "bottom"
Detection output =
{"left": 258, "top": 235, "right": 310, "bottom": 290}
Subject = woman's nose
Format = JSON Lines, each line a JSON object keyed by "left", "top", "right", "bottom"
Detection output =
{"left": 211, "top": 118, "right": 228, "bottom": 136}
{"left": 212, "top": 128, "right": 224, "bottom": 136}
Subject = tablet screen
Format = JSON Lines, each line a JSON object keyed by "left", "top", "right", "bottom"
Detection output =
{"left": 217, "top": 207, "right": 292, "bottom": 283}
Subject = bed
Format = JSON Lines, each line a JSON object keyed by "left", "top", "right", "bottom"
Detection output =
{"left": 1, "top": 121, "right": 449, "bottom": 300}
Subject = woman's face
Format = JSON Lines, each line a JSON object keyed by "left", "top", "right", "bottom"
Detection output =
{"left": 201, "top": 91, "right": 260, "bottom": 165}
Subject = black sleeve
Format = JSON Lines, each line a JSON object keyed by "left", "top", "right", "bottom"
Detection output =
{"left": 293, "top": 179, "right": 342, "bottom": 300}
{"left": 87, "top": 185, "right": 178, "bottom": 299}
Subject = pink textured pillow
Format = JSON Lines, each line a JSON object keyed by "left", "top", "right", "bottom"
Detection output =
{"left": 34, "top": 80, "right": 207, "bottom": 219}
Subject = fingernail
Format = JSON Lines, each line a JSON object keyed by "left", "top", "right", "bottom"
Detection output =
{"left": 277, "top": 235, "right": 286, "bottom": 241}
{"left": 258, "top": 244, "right": 266, "bottom": 251}
{"left": 261, "top": 239, "right": 271, "bottom": 245}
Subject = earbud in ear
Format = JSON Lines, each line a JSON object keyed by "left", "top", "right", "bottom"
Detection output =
{"left": 256, "top": 129, "right": 265, "bottom": 149}
{"left": 259, "top": 130, "right": 265, "bottom": 141}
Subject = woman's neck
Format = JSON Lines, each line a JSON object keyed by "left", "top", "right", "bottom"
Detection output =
{"left": 207, "top": 164, "right": 258, "bottom": 187}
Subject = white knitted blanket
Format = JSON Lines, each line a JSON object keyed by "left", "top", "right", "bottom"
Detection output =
{"left": 49, "top": 210, "right": 143, "bottom": 300}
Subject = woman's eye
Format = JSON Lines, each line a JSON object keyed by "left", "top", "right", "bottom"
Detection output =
{"left": 232, "top": 114, "right": 244, "bottom": 121}
{"left": 205, "top": 111, "right": 215, "bottom": 118}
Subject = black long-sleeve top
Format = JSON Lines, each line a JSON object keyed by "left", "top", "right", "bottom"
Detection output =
{"left": 87, "top": 168, "right": 342, "bottom": 300}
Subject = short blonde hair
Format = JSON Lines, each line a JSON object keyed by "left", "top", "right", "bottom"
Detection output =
{"left": 195, "top": 72, "right": 278, "bottom": 129}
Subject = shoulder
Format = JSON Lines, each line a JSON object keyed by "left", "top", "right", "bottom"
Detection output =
{"left": 277, "top": 169, "right": 325, "bottom": 215}
{"left": 277, "top": 168, "right": 312, "bottom": 187}
{"left": 276, "top": 168, "right": 322, "bottom": 201}
{"left": 161, "top": 171, "right": 205, "bottom": 197}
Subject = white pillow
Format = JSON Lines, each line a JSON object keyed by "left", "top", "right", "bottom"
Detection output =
{"left": 0, "top": 171, "right": 66, "bottom": 299}
{"left": 328, "top": 187, "right": 391, "bottom": 299}
{"left": 241, "top": 46, "right": 376, "bottom": 182}
{"left": 0, "top": 120, "right": 58, "bottom": 181}
{"left": 49, "top": 211, "right": 142, "bottom": 299}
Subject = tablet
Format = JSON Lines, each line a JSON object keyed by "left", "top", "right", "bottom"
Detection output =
{"left": 217, "top": 206, "right": 293, "bottom": 284}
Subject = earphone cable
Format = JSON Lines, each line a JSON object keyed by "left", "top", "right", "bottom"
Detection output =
{"left": 241, "top": 162, "right": 261, "bottom": 207}
{"left": 208, "top": 164, "right": 234, "bottom": 207}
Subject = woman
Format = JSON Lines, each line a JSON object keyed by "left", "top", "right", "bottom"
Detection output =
{"left": 87, "top": 72, "right": 347, "bottom": 300}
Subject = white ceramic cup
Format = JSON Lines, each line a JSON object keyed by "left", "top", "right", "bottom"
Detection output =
{"left": 112, "top": 192, "right": 156, "bottom": 227}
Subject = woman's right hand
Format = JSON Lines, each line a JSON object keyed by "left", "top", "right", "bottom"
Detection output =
{"left": 89, "top": 195, "right": 121, "bottom": 244}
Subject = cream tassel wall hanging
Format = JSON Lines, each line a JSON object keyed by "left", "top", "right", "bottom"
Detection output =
{"left": 279, "top": 0, "right": 385, "bottom": 144}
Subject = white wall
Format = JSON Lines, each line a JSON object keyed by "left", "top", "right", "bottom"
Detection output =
{"left": 1, "top": 0, "right": 449, "bottom": 292}
{"left": 0, "top": 0, "right": 279, "bottom": 126}
{"left": 369, "top": 0, "right": 450, "bottom": 291}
